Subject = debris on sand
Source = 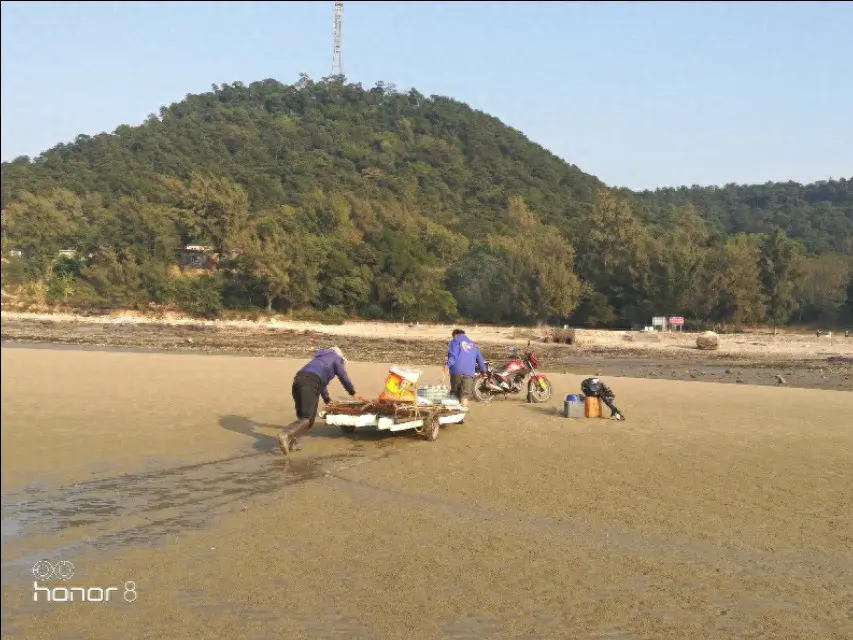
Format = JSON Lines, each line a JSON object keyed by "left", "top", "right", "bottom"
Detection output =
{"left": 696, "top": 331, "right": 720, "bottom": 351}
{"left": 775, "top": 374, "right": 787, "bottom": 385}
{"left": 2, "top": 312, "right": 851, "bottom": 391}
{"left": 633, "top": 332, "right": 662, "bottom": 343}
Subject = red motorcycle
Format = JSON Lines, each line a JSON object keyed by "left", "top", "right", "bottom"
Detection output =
{"left": 472, "top": 342, "right": 553, "bottom": 403}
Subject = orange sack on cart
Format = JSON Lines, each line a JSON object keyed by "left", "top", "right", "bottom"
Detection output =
{"left": 377, "top": 366, "right": 421, "bottom": 403}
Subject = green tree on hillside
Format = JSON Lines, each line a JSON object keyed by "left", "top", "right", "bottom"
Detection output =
{"left": 759, "top": 228, "right": 805, "bottom": 332}
{"left": 476, "top": 197, "right": 583, "bottom": 323}
{"left": 3, "top": 190, "right": 80, "bottom": 276}
{"left": 689, "top": 234, "right": 766, "bottom": 326}
{"left": 795, "top": 253, "right": 852, "bottom": 323}
{"left": 163, "top": 173, "right": 250, "bottom": 255}
{"left": 574, "top": 190, "right": 652, "bottom": 320}
{"left": 650, "top": 203, "right": 710, "bottom": 314}
{"left": 845, "top": 275, "right": 853, "bottom": 323}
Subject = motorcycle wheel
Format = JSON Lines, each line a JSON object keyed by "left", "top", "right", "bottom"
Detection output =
{"left": 472, "top": 377, "right": 494, "bottom": 403}
{"left": 528, "top": 376, "right": 553, "bottom": 403}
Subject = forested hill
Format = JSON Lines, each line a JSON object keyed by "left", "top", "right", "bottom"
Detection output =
{"left": 630, "top": 181, "right": 853, "bottom": 255}
{"left": 2, "top": 76, "right": 852, "bottom": 326}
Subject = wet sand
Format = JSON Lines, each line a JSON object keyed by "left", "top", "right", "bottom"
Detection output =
{"left": 2, "top": 346, "right": 852, "bottom": 639}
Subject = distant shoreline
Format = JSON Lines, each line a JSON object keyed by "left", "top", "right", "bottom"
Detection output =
{"left": 2, "top": 310, "right": 850, "bottom": 392}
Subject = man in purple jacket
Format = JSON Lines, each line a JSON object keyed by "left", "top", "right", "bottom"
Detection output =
{"left": 278, "top": 346, "right": 363, "bottom": 455}
{"left": 442, "top": 329, "right": 486, "bottom": 407}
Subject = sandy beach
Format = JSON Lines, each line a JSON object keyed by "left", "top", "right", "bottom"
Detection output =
{"left": 2, "top": 343, "right": 852, "bottom": 639}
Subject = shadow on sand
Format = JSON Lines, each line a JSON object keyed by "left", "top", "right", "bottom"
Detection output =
{"left": 520, "top": 403, "right": 562, "bottom": 418}
{"left": 218, "top": 415, "right": 287, "bottom": 452}
{"left": 218, "top": 414, "right": 406, "bottom": 451}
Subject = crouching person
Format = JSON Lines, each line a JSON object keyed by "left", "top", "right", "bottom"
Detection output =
{"left": 278, "top": 346, "right": 363, "bottom": 455}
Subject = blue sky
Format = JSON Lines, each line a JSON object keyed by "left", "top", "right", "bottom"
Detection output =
{"left": 1, "top": 0, "right": 851, "bottom": 190}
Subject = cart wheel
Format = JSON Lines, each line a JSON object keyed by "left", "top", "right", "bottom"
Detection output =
{"left": 423, "top": 414, "right": 440, "bottom": 442}
{"left": 341, "top": 425, "right": 356, "bottom": 433}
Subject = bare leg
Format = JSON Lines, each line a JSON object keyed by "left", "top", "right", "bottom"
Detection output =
{"left": 278, "top": 418, "right": 311, "bottom": 455}
{"left": 459, "top": 375, "right": 473, "bottom": 408}
{"left": 282, "top": 374, "right": 322, "bottom": 455}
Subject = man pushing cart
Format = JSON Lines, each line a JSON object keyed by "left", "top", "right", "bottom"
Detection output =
{"left": 278, "top": 346, "right": 364, "bottom": 455}
{"left": 279, "top": 347, "right": 468, "bottom": 455}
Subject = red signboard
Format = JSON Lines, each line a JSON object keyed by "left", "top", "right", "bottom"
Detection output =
{"left": 668, "top": 316, "right": 685, "bottom": 326}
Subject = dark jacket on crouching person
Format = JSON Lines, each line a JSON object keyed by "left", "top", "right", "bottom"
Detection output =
{"left": 280, "top": 347, "right": 360, "bottom": 455}
{"left": 291, "top": 347, "right": 356, "bottom": 425}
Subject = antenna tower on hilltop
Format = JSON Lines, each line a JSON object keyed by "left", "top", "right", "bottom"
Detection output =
{"left": 331, "top": 1, "right": 343, "bottom": 77}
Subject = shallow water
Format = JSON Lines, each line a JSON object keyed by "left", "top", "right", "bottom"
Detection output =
{"left": 1, "top": 450, "right": 369, "bottom": 585}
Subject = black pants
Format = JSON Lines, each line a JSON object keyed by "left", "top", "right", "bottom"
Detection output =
{"left": 292, "top": 372, "right": 322, "bottom": 429}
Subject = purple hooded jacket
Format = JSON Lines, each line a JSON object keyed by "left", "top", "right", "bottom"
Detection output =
{"left": 298, "top": 348, "right": 356, "bottom": 402}
{"left": 445, "top": 334, "right": 486, "bottom": 377}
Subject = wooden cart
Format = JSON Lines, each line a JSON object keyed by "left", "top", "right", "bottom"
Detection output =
{"left": 318, "top": 399, "right": 468, "bottom": 442}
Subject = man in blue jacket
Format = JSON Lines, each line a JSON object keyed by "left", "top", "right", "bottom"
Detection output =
{"left": 443, "top": 329, "right": 486, "bottom": 407}
{"left": 278, "top": 346, "right": 363, "bottom": 455}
